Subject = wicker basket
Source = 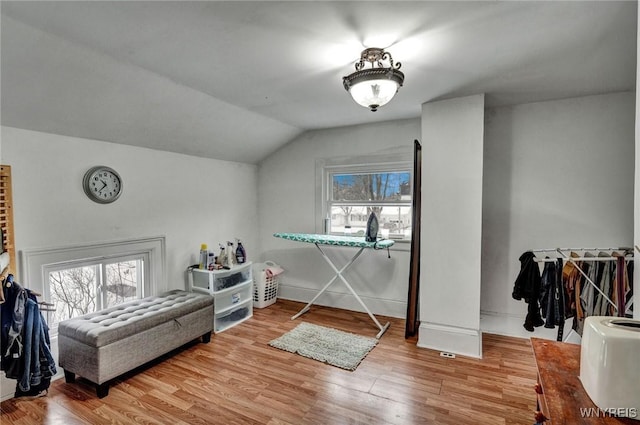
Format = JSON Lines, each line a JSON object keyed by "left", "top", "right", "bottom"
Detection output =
{"left": 253, "top": 261, "right": 281, "bottom": 308}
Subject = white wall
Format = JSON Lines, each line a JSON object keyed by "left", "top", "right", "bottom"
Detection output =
{"left": 418, "top": 94, "right": 486, "bottom": 358}
{"left": 1, "top": 125, "right": 260, "bottom": 400}
{"left": 2, "top": 126, "right": 259, "bottom": 290}
{"left": 636, "top": 4, "right": 640, "bottom": 321}
{"left": 481, "top": 92, "right": 635, "bottom": 335}
{"left": 257, "top": 119, "right": 420, "bottom": 319}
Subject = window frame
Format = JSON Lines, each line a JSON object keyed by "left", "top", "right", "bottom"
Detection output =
{"left": 20, "top": 236, "right": 166, "bottom": 327}
{"left": 316, "top": 152, "right": 413, "bottom": 244}
{"left": 43, "top": 252, "right": 147, "bottom": 332}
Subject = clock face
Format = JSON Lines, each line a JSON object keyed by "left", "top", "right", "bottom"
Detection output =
{"left": 83, "top": 166, "right": 122, "bottom": 204}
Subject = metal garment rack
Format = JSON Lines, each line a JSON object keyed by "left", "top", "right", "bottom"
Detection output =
{"left": 531, "top": 247, "right": 633, "bottom": 317}
{"left": 2, "top": 275, "right": 56, "bottom": 322}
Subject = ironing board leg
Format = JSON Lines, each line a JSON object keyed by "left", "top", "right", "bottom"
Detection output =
{"left": 330, "top": 261, "right": 391, "bottom": 339}
{"left": 292, "top": 244, "right": 391, "bottom": 339}
{"left": 291, "top": 245, "right": 364, "bottom": 320}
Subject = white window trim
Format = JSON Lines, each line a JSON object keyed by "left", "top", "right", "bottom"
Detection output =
{"left": 45, "top": 251, "right": 147, "bottom": 312}
{"left": 20, "top": 236, "right": 166, "bottom": 300}
{"left": 315, "top": 152, "right": 413, "bottom": 248}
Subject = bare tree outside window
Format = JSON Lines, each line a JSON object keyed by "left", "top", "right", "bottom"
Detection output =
{"left": 48, "top": 259, "right": 142, "bottom": 329}
{"left": 330, "top": 171, "right": 411, "bottom": 239}
{"left": 49, "top": 266, "right": 97, "bottom": 328}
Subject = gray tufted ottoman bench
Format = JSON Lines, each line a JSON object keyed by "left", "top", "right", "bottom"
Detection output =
{"left": 58, "top": 289, "right": 213, "bottom": 398}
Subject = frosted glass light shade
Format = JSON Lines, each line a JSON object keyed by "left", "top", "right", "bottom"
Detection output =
{"left": 349, "top": 79, "right": 399, "bottom": 111}
{"left": 342, "top": 47, "right": 404, "bottom": 112}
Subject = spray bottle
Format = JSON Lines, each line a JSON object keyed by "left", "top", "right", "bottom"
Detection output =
{"left": 235, "top": 239, "right": 246, "bottom": 264}
{"left": 226, "top": 241, "right": 235, "bottom": 267}
{"left": 217, "top": 244, "right": 226, "bottom": 267}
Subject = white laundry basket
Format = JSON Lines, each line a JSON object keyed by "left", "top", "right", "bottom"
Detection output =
{"left": 253, "top": 261, "right": 281, "bottom": 308}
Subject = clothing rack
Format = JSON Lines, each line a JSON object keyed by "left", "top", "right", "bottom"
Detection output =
{"left": 2, "top": 274, "right": 42, "bottom": 295}
{"left": 531, "top": 247, "right": 632, "bottom": 318}
{"left": 2, "top": 274, "right": 55, "bottom": 312}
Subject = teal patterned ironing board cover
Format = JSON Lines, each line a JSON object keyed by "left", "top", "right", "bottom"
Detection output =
{"left": 273, "top": 232, "right": 395, "bottom": 249}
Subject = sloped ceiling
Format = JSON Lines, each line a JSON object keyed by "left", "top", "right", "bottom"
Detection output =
{"left": 1, "top": 1, "right": 636, "bottom": 163}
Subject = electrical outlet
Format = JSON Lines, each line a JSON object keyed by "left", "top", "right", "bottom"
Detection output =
{"left": 440, "top": 351, "right": 456, "bottom": 359}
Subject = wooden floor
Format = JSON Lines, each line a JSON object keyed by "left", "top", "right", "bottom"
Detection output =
{"left": 1, "top": 300, "right": 538, "bottom": 425}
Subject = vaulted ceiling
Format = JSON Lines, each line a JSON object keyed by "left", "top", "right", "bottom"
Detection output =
{"left": 1, "top": 1, "right": 636, "bottom": 163}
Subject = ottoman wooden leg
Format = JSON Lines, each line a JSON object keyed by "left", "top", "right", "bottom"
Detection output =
{"left": 63, "top": 369, "right": 76, "bottom": 383}
{"left": 202, "top": 331, "right": 211, "bottom": 343}
{"left": 96, "top": 383, "right": 109, "bottom": 398}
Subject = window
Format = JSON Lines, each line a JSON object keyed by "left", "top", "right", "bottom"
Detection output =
{"left": 318, "top": 154, "right": 413, "bottom": 242}
{"left": 21, "top": 236, "right": 166, "bottom": 333}
{"left": 45, "top": 254, "right": 144, "bottom": 330}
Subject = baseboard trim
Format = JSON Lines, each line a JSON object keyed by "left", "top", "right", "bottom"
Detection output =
{"left": 480, "top": 310, "right": 571, "bottom": 341}
{"left": 417, "top": 322, "right": 483, "bottom": 358}
{"left": 278, "top": 284, "right": 406, "bottom": 319}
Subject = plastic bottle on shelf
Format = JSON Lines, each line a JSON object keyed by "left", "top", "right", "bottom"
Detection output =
{"left": 207, "top": 252, "right": 216, "bottom": 270}
{"left": 235, "top": 239, "right": 246, "bottom": 264}
{"left": 198, "top": 244, "right": 208, "bottom": 269}
{"left": 226, "top": 241, "right": 235, "bottom": 267}
{"left": 217, "top": 244, "right": 226, "bottom": 267}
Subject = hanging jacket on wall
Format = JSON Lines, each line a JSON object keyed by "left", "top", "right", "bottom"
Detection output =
{"left": 1, "top": 275, "right": 56, "bottom": 397}
{"left": 512, "top": 251, "right": 544, "bottom": 331}
{"left": 1, "top": 276, "right": 27, "bottom": 377}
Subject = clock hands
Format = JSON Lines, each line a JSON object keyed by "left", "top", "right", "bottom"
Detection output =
{"left": 97, "top": 180, "right": 108, "bottom": 194}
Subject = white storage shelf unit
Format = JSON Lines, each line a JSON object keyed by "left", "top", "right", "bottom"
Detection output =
{"left": 189, "top": 262, "right": 253, "bottom": 333}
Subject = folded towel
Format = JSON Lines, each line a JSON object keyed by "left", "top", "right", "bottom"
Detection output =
{"left": 265, "top": 266, "right": 284, "bottom": 278}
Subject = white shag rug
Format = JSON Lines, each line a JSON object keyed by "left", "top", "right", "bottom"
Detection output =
{"left": 268, "top": 322, "right": 378, "bottom": 371}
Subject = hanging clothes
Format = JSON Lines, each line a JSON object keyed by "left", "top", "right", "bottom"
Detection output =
{"left": 626, "top": 260, "right": 634, "bottom": 316}
{"left": 540, "top": 258, "right": 565, "bottom": 334}
{"left": 610, "top": 252, "right": 630, "bottom": 317}
{"left": 593, "top": 252, "right": 614, "bottom": 316}
{"left": 518, "top": 248, "right": 634, "bottom": 340}
{"left": 561, "top": 252, "right": 582, "bottom": 321}
{"left": 579, "top": 252, "right": 596, "bottom": 319}
{"left": 512, "top": 251, "right": 544, "bottom": 331}
{"left": 574, "top": 252, "right": 594, "bottom": 335}
{"left": 580, "top": 252, "right": 606, "bottom": 321}
{"left": 1, "top": 274, "right": 56, "bottom": 397}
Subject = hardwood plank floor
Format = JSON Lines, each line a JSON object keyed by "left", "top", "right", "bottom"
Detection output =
{"left": 1, "top": 300, "right": 538, "bottom": 424}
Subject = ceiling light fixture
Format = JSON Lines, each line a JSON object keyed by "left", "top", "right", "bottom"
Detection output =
{"left": 342, "top": 47, "right": 404, "bottom": 112}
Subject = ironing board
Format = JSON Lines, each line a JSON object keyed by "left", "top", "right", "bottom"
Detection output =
{"left": 273, "top": 232, "right": 394, "bottom": 338}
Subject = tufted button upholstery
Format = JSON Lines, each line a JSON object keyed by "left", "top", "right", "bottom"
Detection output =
{"left": 58, "top": 290, "right": 213, "bottom": 348}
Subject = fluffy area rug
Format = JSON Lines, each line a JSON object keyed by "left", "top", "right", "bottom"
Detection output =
{"left": 268, "top": 322, "right": 378, "bottom": 371}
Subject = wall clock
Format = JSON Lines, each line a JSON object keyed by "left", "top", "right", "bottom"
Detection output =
{"left": 83, "top": 166, "right": 122, "bottom": 204}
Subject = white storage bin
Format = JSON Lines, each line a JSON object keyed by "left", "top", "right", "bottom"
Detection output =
{"left": 191, "top": 264, "right": 252, "bottom": 292}
{"left": 215, "top": 281, "right": 253, "bottom": 313}
{"left": 215, "top": 299, "right": 252, "bottom": 333}
{"left": 188, "top": 262, "right": 253, "bottom": 333}
{"left": 253, "top": 261, "right": 281, "bottom": 308}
